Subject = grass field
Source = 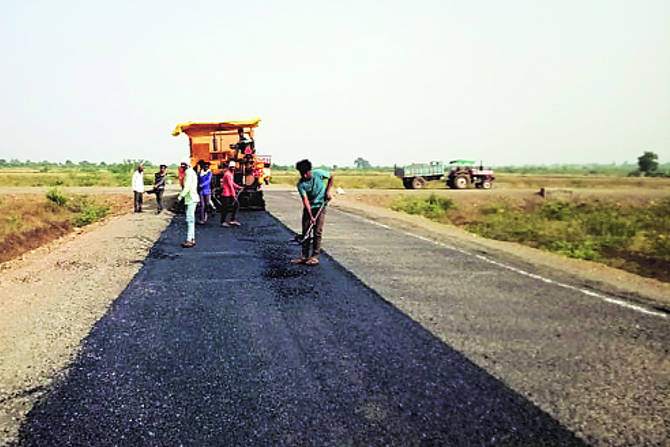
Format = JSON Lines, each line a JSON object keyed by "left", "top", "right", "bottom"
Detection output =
{"left": 3, "top": 168, "right": 669, "bottom": 280}
{"left": 0, "top": 190, "right": 128, "bottom": 263}
{"left": 3, "top": 167, "right": 670, "bottom": 190}
{"left": 0, "top": 168, "right": 177, "bottom": 187}
{"left": 270, "top": 171, "right": 670, "bottom": 190}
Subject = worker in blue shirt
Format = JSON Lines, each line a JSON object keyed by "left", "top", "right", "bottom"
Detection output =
{"left": 293, "top": 159, "right": 334, "bottom": 266}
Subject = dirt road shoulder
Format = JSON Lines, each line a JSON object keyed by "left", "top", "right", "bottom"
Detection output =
{"left": 0, "top": 199, "right": 175, "bottom": 444}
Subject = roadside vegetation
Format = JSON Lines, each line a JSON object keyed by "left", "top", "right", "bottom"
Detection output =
{"left": 271, "top": 171, "right": 404, "bottom": 189}
{"left": 271, "top": 171, "right": 670, "bottom": 190}
{"left": 0, "top": 160, "right": 176, "bottom": 187}
{"left": 270, "top": 152, "right": 670, "bottom": 190}
{"left": 0, "top": 190, "right": 126, "bottom": 263}
{"left": 2, "top": 154, "right": 668, "bottom": 189}
{"left": 391, "top": 194, "right": 670, "bottom": 282}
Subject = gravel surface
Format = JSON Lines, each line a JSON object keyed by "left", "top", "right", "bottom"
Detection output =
{"left": 16, "top": 204, "right": 584, "bottom": 446}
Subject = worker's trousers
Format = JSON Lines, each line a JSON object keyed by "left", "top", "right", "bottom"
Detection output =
{"left": 302, "top": 206, "right": 326, "bottom": 258}
{"left": 133, "top": 191, "right": 143, "bottom": 212}
{"left": 185, "top": 203, "right": 196, "bottom": 241}
{"left": 154, "top": 189, "right": 164, "bottom": 212}
{"left": 220, "top": 196, "right": 239, "bottom": 223}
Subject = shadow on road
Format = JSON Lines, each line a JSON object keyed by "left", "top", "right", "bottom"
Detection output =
{"left": 18, "top": 210, "right": 585, "bottom": 446}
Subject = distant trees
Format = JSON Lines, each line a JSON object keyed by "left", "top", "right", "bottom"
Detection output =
{"left": 628, "top": 151, "right": 667, "bottom": 177}
{"left": 638, "top": 151, "right": 658, "bottom": 175}
{"left": 354, "top": 157, "right": 372, "bottom": 169}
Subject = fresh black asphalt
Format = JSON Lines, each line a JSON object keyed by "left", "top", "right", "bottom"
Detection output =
{"left": 17, "top": 205, "right": 584, "bottom": 446}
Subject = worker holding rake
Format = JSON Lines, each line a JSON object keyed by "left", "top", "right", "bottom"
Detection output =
{"left": 292, "top": 159, "right": 333, "bottom": 266}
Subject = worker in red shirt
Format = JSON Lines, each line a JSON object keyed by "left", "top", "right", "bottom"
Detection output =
{"left": 220, "top": 161, "right": 243, "bottom": 227}
{"left": 178, "top": 165, "right": 185, "bottom": 188}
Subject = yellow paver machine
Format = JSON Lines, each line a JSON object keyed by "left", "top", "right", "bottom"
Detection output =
{"left": 172, "top": 118, "right": 270, "bottom": 210}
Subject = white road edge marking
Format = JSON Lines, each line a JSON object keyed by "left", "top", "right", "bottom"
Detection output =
{"left": 335, "top": 209, "right": 667, "bottom": 319}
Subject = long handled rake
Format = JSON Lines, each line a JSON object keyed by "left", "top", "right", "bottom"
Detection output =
{"left": 289, "top": 201, "right": 329, "bottom": 245}
{"left": 234, "top": 185, "right": 247, "bottom": 203}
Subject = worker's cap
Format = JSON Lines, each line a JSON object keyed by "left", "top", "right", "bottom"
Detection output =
{"left": 180, "top": 157, "right": 190, "bottom": 166}
{"left": 228, "top": 161, "right": 236, "bottom": 168}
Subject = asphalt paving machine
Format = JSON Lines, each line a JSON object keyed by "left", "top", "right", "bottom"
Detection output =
{"left": 172, "top": 119, "right": 270, "bottom": 210}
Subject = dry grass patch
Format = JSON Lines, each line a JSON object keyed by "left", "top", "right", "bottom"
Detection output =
{"left": 0, "top": 192, "right": 130, "bottom": 263}
{"left": 390, "top": 193, "right": 670, "bottom": 282}
{"left": 495, "top": 174, "right": 670, "bottom": 190}
{"left": 271, "top": 171, "right": 670, "bottom": 191}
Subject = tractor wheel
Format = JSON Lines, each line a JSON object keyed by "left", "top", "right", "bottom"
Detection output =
{"left": 411, "top": 176, "right": 426, "bottom": 189}
{"left": 402, "top": 178, "right": 414, "bottom": 189}
{"left": 481, "top": 180, "right": 492, "bottom": 189}
{"left": 453, "top": 175, "right": 470, "bottom": 189}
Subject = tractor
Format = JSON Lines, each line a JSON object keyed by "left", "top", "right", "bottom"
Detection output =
{"left": 172, "top": 119, "right": 271, "bottom": 209}
{"left": 445, "top": 160, "right": 495, "bottom": 189}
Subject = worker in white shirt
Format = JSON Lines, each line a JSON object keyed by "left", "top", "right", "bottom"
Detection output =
{"left": 177, "top": 158, "right": 200, "bottom": 247}
{"left": 132, "top": 165, "right": 145, "bottom": 213}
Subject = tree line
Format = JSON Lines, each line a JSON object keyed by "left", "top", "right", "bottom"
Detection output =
{"left": 0, "top": 159, "right": 163, "bottom": 173}
{"left": 1, "top": 152, "right": 667, "bottom": 177}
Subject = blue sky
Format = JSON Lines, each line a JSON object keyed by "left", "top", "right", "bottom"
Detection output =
{"left": 1, "top": 0, "right": 668, "bottom": 166}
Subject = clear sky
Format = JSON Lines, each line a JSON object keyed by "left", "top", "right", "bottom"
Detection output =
{"left": 1, "top": 0, "right": 668, "bottom": 167}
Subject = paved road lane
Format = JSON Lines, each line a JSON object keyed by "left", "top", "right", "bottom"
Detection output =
{"left": 18, "top": 205, "right": 582, "bottom": 446}
{"left": 267, "top": 190, "right": 670, "bottom": 446}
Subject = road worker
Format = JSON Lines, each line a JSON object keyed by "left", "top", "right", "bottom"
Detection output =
{"left": 293, "top": 159, "right": 333, "bottom": 266}
{"left": 178, "top": 158, "right": 199, "bottom": 247}
{"left": 220, "top": 161, "right": 243, "bottom": 227}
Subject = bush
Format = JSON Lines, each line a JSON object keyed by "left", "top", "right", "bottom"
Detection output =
{"left": 72, "top": 205, "right": 108, "bottom": 226}
{"left": 391, "top": 194, "right": 455, "bottom": 220}
{"left": 46, "top": 188, "right": 68, "bottom": 206}
{"left": 67, "top": 195, "right": 109, "bottom": 226}
{"left": 539, "top": 201, "right": 574, "bottom": 221}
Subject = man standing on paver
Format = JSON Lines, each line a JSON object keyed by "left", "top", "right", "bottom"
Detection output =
{"left": 178, "top": 159, "right": 199, "bottom": 248}
{"left": 293, "top": 159, "right": 333, "bottom": 266}
{"left": 149, "top": 164, "right": 167, "bottom": 214}
{"left": 132, "top": 165, "right": 144, "bottom": 213}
